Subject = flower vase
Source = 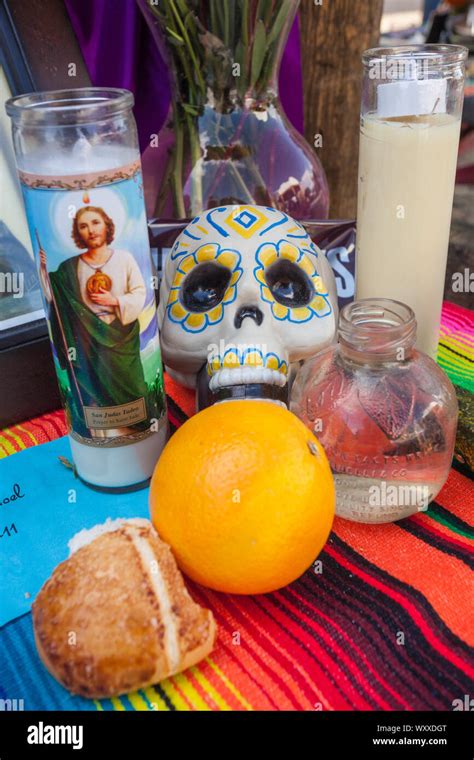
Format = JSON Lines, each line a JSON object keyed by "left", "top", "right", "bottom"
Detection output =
{"left": 140, "top": 0, "right": 329, "bottom": 220}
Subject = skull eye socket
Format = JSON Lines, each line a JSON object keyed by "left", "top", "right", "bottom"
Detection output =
{"left": 181, "top": 262, "right": 232, "bottom": 312}
{"left": 265, "top": 260, "right": 315, "bottom": 307}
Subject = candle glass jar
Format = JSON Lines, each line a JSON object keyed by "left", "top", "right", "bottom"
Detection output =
{"left": 6, "top": 88, "right": 168, "bottom": 491}
{"left": 356, "top": 45, "right": 467, "bottom": 359}
{"left": 290, "top": 299, "right": 458, "bottom": 523}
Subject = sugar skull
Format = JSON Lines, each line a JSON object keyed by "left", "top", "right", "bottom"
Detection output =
{"left": 158, "top": 205, "right": 337, "bottom": 408}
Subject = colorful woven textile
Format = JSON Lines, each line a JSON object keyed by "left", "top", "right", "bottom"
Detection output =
{"left": 1, "top": 302, "right": 473, "bottom": 711}
{"left": 438, "top": 302, "right": 474, "bottom": 394}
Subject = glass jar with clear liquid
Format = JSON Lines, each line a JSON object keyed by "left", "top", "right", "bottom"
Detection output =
{"left": 290, "top": 299, "right": 458, "bottom": 523}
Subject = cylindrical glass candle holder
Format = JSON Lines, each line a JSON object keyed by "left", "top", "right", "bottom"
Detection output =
{"left": 356, "top": 44, "right": 467, "bottom": 359}
{"left": 291, "top": 299, "right": 458, "bottom": 523}
{"left": 6, "top": 88, "right": 168, "bottom": 491}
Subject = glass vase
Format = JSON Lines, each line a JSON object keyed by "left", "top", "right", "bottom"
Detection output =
{"left": 140, "top": 0, "right": 329, "bottom": 220}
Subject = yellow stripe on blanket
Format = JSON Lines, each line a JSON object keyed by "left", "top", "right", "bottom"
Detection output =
{"left": 206, "top": 658, "right": 254, "bottom": 711}
{"left": 0, "top": 435, "right": 17, "bottom": 457}
{"left": 189, "top": 664, "right": 232, "bottom": 710}
{"left": 172, "top": 671, "right": 212, "bottom": 710}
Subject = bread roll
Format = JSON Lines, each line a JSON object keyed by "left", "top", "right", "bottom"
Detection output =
{"left": 32, "top": 519, "right": 216, "bottom": 699}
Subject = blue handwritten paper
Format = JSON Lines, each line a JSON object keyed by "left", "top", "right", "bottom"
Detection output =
{"left": 0, "top": 436, "right": 150, "bottom": 627}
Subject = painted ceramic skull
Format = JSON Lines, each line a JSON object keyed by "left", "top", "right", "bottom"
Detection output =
{"left": 158, "top": 205, "right": 337, "bottom": 408}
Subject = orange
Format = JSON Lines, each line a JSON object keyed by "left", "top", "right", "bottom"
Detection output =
{"left": 149, "top": 401, "right": 335, "bottom": 594}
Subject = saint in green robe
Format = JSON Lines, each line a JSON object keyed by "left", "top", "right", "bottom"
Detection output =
{"left": 48, "top": 256, "right": 149, "bottom": 437}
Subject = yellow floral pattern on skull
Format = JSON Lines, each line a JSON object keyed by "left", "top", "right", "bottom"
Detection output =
{"left": 167, "top": 243, "right": 243, "bottom": 333}
{"left": 253, "top": 240, "right": 332, "bottom": 322}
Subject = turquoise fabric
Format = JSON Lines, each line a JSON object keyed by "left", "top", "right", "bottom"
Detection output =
{"left": 0, "top": 436, "right": 149, "bottom": 628}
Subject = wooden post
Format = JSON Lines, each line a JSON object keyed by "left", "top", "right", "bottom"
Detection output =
{"left": 5, "top": 0, "right": 91, "bottom": 90}
{"left": 299, "top": 0, "right": 383, "bottom": 219}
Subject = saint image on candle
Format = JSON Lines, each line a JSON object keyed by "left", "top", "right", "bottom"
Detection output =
{"left": 39, "top": 205, "right": 149, "bottom": 438}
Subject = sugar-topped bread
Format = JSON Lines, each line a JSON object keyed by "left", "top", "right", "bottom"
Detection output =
{"left": 32, "top": 519, "right": 216, "bottom": 699}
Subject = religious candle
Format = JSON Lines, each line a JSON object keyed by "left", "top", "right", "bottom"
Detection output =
{"left": 6, "top": 89, "right": 168, "bottom": 491}
{"left": 355, "top": 45, "right": 467, "bottom": 359}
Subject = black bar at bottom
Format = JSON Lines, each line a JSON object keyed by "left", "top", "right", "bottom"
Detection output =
{"left": 0, "top": 710, "right": 472, "bottom": 757}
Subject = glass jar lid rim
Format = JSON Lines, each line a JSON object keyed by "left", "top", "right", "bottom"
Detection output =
{"left": 362, "top": 44, "right": 468, "bottom": 66}
{"left": 338, "top": 299, "right": 417, "bottom": 358}
{"left": 5, "top": 87, "right": 134, "bottom": 120}
{"left": 340, "top": 298, "right": 416, "bottom": 332}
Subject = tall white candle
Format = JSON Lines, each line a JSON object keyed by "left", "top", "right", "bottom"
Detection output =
{"left": 356, "top": 45, "right": 467, "bottom": 359}
{"left": 356, "top": 112, "right": 461, "bottom": 358}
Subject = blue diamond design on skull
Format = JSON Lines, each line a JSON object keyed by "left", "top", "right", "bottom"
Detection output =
{"left": 235, "top": 211, "right": 258, "bottom": 229}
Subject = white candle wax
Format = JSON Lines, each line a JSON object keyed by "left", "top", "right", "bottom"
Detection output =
{"left": 17, "top": 140, "right": 137, "bottom": 175}
{"left": 356, "top": 112, "right": 461, "bottom": 359}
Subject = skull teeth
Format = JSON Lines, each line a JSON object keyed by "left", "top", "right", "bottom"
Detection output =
{"left": 207, "top": 352, "right": 288, "bottom": 377}
{"left": 209, "top": 367, "right": 287, "bottom": 392}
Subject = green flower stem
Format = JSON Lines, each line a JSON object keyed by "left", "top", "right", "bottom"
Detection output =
{"left": 228, "top": 161, "right": 257, "bottom": 204}
{"left": 147, "top": 0, "right": 296, "bottom": 217}
{"left": 211, "top": 115, "right": 255, "bottom": 204}
{"left": 171, "top": 106, "right": 186, "bottom": 218}
{"left": 187, "top": 112, "right": 203, "bottom": 214}
{"left": 223, "top": 1, "right": 230, "bottom": 47}
{"left": 205, "top": 107, "right": 247, "bottom": 200}
{"left": 153, "top": 138, "right": 175, "bottom": 218}
{"left": 238, "top": 2, "right": 250, "bottom": 96}
{"left": 211, "top": 0, "right": 224, "bottom": 37}
{"left": 169, "top": 0, "right": 206, "bottom": 97}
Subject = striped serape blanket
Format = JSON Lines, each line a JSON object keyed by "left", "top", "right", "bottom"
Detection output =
{"left": 0, "top": 301, "right": 472, "bottom": 711}
{"left": 438, "top": 302, "right": 473, "bottom": 394}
